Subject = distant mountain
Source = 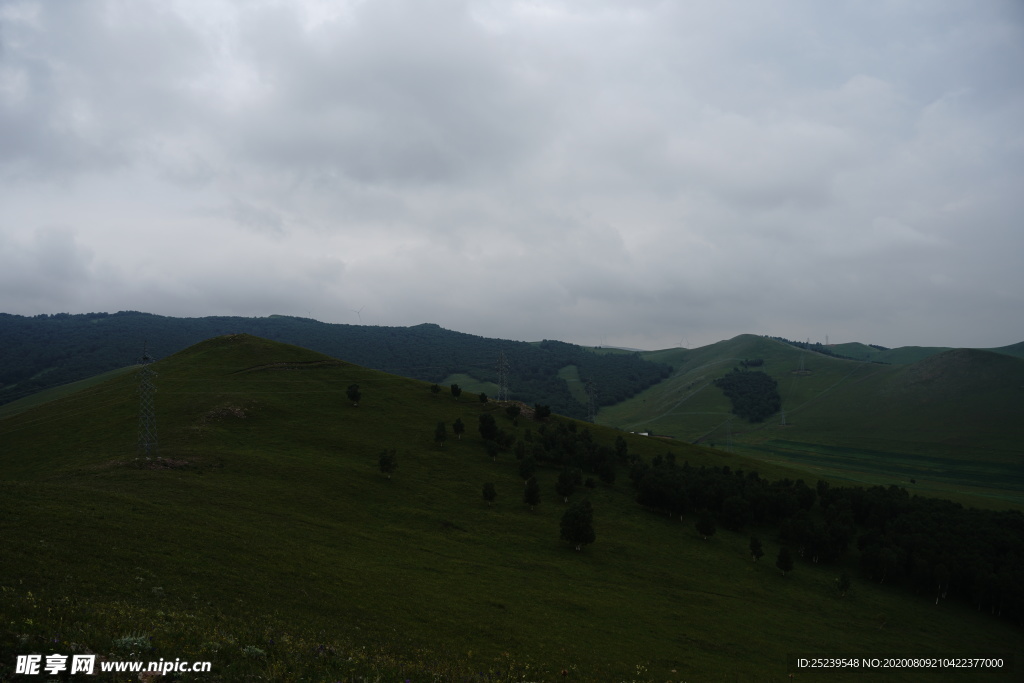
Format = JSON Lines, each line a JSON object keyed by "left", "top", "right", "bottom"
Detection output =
{"left": 600, "top": 334, "right": 1024, "bottom": 504}
{"left": 993, "top": 340, "right": 1024, "bottom": 359}
{"left": 0, "top": 312, "right": 670, "bottom": 417}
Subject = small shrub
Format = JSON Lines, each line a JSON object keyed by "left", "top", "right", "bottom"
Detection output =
{"left": 241, "top": 645, "right": 267, "bottom": 659}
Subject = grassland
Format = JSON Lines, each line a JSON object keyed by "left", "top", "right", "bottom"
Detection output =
{"left": 1, "top": 334, "right": 1021, "bottom": 681}
{"left": 0, "top": 366, "right": 136, "bottom": 420}
{"left": 598, "top": 335, "right": 1024, "bottom": 507}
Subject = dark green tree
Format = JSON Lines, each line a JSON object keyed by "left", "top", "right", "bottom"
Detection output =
{"left": 524, "top": 476, "right": 541, "bottom": 510}
{"left": 378, "top": 449, "right": 397, "bottom": 479}
{"left": 346, "top": 384, "right": 361, "bottom": 406}
{"left": 560, "top": 499, "right": 596, "bottom": 551}
{"left": 497, "top": 429, "right": 516, "bottom": 449}
{"left": 483, "top": 482, "right": 497, "bottom": 506}
{"left": 430, "top": 383, "right": 441, "bottom": 398}
{"left": 749, "top": 536, "right": 764, "bottom": 562}
{"left": 478, "top": 414, "right": 498, "bottom": 441}
{"left": 614, "top": 435, "right": 628, "bottom": 462}
{"left": 434, "top": 421, "right": 447, "bottom": 448}
{"left": 776, "top": 546, "right": 794, "bottom": 576}
{"left": 534, "top": 404, "right": 551, "bottom": 419}
{"left": 555, "top": 468, "right": 576, "bottom": 503}
{"left": 478, "top": 392, "right": 488, "bottom": 404}
{"left": 696, "top": 511, "right": 716, "bottom": 540}
{"left": 453, "top": 417, "right": 465, "bottom": 440}
{"left": 505, "top": 404, "right": 521, "bottom": 425}
{"left": 721, "top": 495, "right": 751, "bottom": 531}
{"left": 450, "top": 384, "right": 462, "bottom": 401}
{"left": 713, "top": 369, "right": 781, "bottom": 422}
{"left": 837, "top": 572, "right": 851, "bottom": 596}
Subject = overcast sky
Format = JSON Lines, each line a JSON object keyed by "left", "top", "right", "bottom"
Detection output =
{"left": 2, "top": 0, "right": 1022, "bottom": 350}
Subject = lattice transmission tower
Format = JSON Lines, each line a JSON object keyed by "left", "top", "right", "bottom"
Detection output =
{"left": 497, "top": 350, "right": 510, "bottom": 402}
{"left": 137, "top": 342, "right": 158, "bottom": 459}
{"left": 585, "top": 380, "right": 598, "bottom": 423}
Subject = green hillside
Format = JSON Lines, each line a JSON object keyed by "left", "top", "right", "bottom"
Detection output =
{"left": 0, "top": 312, "right": 670, "bottom": 419}
{"left": 993, "top": 341, "right": 1024, "bottom": 359}
{"left": 599, "top": 336, "right": 1024, "bottom": 506}
{"left": 3, "top": 335, "right": 1021, "bottom": 681}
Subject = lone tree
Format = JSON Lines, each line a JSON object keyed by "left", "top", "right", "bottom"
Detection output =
{"left": 615, "top": 435, "right": 628, "bottom": 462}
{"left": 524, "top": 476, "right": 541, "bottom": 510}
{"left": 346, "top": 384, "right": 361, "bottom": 406}
{"left": 776, "top": 546, "right": 794, "bottom": 576}
{"left": 482, "top": 482, "right": 497, "bottom": 506}
{"left": 696, "top": 511, "right": 716, "bottom": 540}
{"left": 450, "top": 384, "right": 462, "bottom": 401}
{"left": 453, "top": 418, "right": 465, "bottom": 440}
{"left": 378, "top": 449, "right": 397, "bottom": 479}
{"left": 478, "top": 392, "right": 488, "bottom": 404}
{"left": 479, "top": 414, "right": 498, "bottom": 441}
{"left": 749, "top": 536, "right": 764, "bottom": 562}
{"left": 534, "top": 404, "right": 551, "bottom": 420}
{"left": 505, "top": 404, "right": 521, "bottom": 425}
{"left": 434, "top": 421, "right": 447, "bottom": 448}
{"left": 560, "top": 499, "right": 596, "bottom": 551}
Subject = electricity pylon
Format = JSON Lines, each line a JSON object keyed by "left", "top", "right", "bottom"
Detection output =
{"left": 586, "top": 380, "right": 598, "bottom": 423}
{"left": 137, "top": 343, "right": 158, "bottom": 459}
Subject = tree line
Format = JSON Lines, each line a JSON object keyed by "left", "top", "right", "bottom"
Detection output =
{"left": 629, "top": 456, "right": 1024, "bottom": 623}
{"left": 713, "top": 368, "right": 782, "bottom": 422}
{"left": 0, "top": 313, "right": 671, "bottom": 415}
{"left": 373, "top": 379, "right": 1024, "bottom": 626}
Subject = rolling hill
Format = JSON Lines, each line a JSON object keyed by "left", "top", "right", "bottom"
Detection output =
{"left": 2, "top": 334, "right": 1021, "bottom": 681}
{"left": 0, "top": 312, "right": 670, "bottom": 419}
{"left": 598, "top": 335, "right": 1024, "bottom": 506}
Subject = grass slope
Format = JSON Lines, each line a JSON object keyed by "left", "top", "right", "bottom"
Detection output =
{"left": 0, "top": 366, "right": 136, "bottom": 420}
{"left": 1, "top": 335, "right": 1021, "bottom": 681}
{"left": 600, "top": 336, "right": 1024, "bottom": 507}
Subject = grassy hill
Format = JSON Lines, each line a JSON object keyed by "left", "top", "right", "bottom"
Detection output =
{"left": 599, "top": 336, "right": 1024, "bottom": 507}
{"left": 2, "top": 334, "right": 1021, "bottom": 681}
{"left": 0, "top": 312, "right": 671, "bottom": 420}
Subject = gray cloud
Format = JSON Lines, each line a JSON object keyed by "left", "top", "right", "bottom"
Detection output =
{"left": 1, "top": 0, "right": 1022, "bottom": 350}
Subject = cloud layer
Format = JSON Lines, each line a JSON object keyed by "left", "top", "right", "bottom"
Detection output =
{"left": 2, "top": 0, "right": 1022, "bottom": 349}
